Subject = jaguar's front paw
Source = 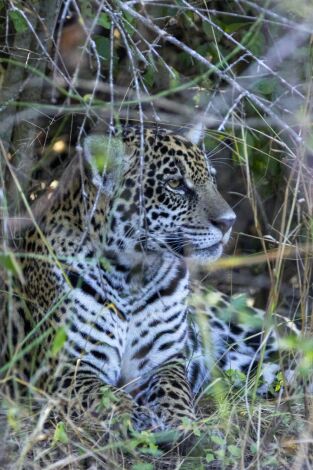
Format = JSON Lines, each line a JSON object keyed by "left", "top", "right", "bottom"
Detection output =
{"left": 132, "top": 404, "right": 165, "bottom": 432}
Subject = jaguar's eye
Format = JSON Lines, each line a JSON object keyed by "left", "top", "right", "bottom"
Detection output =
{"left": 167, "top": 178, "right": 183, "bottom": 190}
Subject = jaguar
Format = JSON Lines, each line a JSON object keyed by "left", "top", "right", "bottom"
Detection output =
{"left": 1, "top": 126, "right": 296, "bottom": 434}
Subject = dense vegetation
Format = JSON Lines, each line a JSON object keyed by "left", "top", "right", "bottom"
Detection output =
{"left": 0, "top": 1, "right": 312, "bottom": 468}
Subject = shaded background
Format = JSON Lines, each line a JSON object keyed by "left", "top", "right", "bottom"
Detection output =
{"left": 1, "top": 0, "right": 312, "bottom": 315}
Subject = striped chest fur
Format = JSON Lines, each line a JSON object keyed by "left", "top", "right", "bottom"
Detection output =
{"left": 64, "top": 252, "right": 189, "bottom": 394}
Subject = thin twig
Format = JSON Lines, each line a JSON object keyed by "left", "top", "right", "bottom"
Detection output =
{"left": 119, "top": 2, "right": 304, "bottom": 144}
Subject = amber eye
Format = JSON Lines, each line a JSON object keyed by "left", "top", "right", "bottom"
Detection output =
{"left": 167, "top": 178, "right": 183, "bottom": 190}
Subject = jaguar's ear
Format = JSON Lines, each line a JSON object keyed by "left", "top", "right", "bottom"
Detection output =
{"left": 184, "top": 121, "right": 205, "bottom": 145}
{"left": 83, "top": 134, "right": 131, "bottom": 192}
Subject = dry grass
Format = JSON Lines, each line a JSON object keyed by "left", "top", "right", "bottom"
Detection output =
{"left": 1, "top": 1, "right": 313, "bottom": 468}
{"left": 0, "top": 371, "right": 311, "bottom": 469}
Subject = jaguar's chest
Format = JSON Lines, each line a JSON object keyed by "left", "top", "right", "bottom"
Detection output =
{"left": 119, "top": 280, "right": 189, "bottom": 391}
{"left": 65, "top": 256, "right": 189, "bottom": 388}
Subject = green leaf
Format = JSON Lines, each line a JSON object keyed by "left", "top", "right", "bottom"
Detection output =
{"left": 228, "top": 445, "right": 241, "bottom": 457}
{"left": 255, "top": 78, "right": 277, "bottom": 96}
{"left": 272, "top": 371, "right": 284, "bottom": 392}
{"left": 123, "top": 12, "right": 135, "bottom": 36}
{"left": 225, "top": 368, "right": 246, "bottom": 386}
{"left": 80, "top": 2, "right": 93, "bottom": 19}
{"left": 98, "top": 13, "right": 111, "bottom": 29}
{"left": 53, "top": 422, "right": 69, "bottom": 444}
{"left": 230, "top": 293, "right": 249, "bottom": 312}
{"left": 132, "top": 464, "right": 153, "bottom": 470}
{"left": 280, "top": 335, "right": 313, "bottom": 353}
{"left": 84, "top": 135, "right": 124, "bottom": 176}
{"left": 250, "top": 442, "right": 258, "bottom": 454}
{"left": 99, "top": 257, "right": 112, "bottom": 272}
{"left": 139, "top": 442, "right": 159, "bottom": 456}
{"left": 94, "top": 36, "right": 110, "bottom": 61}
{"left": 99, "top": 386, "right": 119, "bottom": 409}
{"left": 203, "top": 20, "right": 222, "bottom": 41}
{"left": 169, "top": 68, "right": 180, "bottom": 89}
{"left": 143, "top": 66, "right": 155, "bottom": 88}
{"left": 206, "top": 452, "right": 215, "bottom": 463}
{"left": 51, "top": 327, "right": 67, "bottom": 357}
{"left": 211, "top": 433, "right": 224, "bottom": 446}
{"left": 225, "top": 22, "right": 251, "bottom": 33}
{"left": 7, "top": 406, "right": 20, "bottom": 431}
{"left": 248, "top": 32, "right": 266, "bottom": 56}
{"left": 0, "top": 252, "right": 24, "bottom": 282}
{"left": 9, "top": 10, "right": 28, "bottom": 33}
{"left": 216, "top": 448, "right": 226, "bottom": 459}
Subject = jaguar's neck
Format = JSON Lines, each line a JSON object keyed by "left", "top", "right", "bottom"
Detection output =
{"left": 52, "top": 172, "right": 189, "bottom": 304}
{"left": 102, "top": 248, "right": 189, "bottom": 298}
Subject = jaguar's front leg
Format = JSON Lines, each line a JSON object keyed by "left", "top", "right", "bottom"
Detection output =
{"left": 54, "top": 363, "right": 159, "bottom": 435}
{"left": 141, "top": 358, "right": 195, "bottom": 430}
{"left": 49, "top": 367, "right": 130, "bottom": 440}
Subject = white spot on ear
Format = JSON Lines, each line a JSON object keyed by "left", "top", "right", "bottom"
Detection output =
{"left": 185, "top": 121, "right": 204, "bottom": 145}
{"left": 185, "top": 178, "right": 194, "bottom": 190}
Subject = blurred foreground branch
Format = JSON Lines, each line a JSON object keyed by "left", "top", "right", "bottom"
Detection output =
{"left": 1, "top": 0, "right": 61, "bottom": 210}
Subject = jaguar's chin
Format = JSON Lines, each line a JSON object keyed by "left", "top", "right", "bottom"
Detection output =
{"left": 164, "top": 235, "right": 224, "bottom": 262}
{"left": 187, "top": 242, "right": 224, "bottom": 262}
{"left": 142, "top": 233, "right": 224, "bottom": 263}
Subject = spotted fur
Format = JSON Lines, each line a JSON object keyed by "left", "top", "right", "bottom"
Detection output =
{"left": 2, "top": 126, "right": 292, "bottom": 434}
{"left": 186, "top": 290, "right": 299, "bottom": 397}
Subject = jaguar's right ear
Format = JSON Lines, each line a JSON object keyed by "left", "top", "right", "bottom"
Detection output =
{"left": 83, "top": 134, "right": 133, "bottom": 193}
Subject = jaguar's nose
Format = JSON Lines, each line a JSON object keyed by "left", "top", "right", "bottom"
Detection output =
{"left": 211, "top": 211, "right": 236, "bottom": 234}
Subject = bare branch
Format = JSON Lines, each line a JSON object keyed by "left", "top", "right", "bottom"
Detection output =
{"left": 119, "top": 2, "right": 305, "bottom": 145}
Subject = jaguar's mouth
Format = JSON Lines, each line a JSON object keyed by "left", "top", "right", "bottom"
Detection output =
{"left": 140, "top": 232, "right": 225, "bottom": 262}
{"left": 190, "top": 242, "right": 223, "bottom": 261}
{"left": 165, "top": 235, "right": 224, "bottom": 260}
{"left": 193, "top": 241, "right": 222, "bottom": 253}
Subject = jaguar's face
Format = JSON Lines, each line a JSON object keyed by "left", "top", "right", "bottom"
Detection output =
{"left": 108, "top": 128, "right": 236, "bottom": 262}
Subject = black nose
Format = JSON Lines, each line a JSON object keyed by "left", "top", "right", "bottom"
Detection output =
{"left": 212, "top": 213, "right": 236, "bottom": 234}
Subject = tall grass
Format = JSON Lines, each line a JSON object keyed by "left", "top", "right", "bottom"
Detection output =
{"left": 0, "top": 1, "right": 313, "bottom": 468}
